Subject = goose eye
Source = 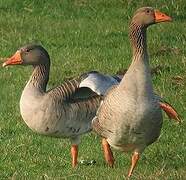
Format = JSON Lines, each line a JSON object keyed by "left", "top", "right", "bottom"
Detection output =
{"left": 146, "top": 10, "right": 150, "bottom": 14}
{"left": 25, "top": 49, "right": 30, "bottom": 52}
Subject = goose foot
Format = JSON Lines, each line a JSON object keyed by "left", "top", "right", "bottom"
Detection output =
{"left": 159, "top": 102, "right": 181, "bottom": 123}
{"left": 102, "top": 138, "right": 115, "bottom": 167}
{"left": 71, "top": 144, "right": 78, "bottom": 167}
{"left": 128, "top": 152, "right": 140, "bottom": 177}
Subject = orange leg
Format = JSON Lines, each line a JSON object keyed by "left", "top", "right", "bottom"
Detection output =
{"left": 102, "top": 138, "right": 115, "bottom": 167}
{"left": 71, "top": 144, "right": 78, "bottom": 167}
{"left": 159, "top": 102, "right": 181, "bottom": 123}
{"left": 128, "top": 152, "right": 140, "bottom": 177}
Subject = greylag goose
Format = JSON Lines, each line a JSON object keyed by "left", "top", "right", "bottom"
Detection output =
{"left": 3, "top": 43, "right": 179, "bottom": 169}
{"left": 92, "top": 7, "right": 172, "bottom": 177}
{"left": 2, "top": 44, "right": 120, "bottom": 167}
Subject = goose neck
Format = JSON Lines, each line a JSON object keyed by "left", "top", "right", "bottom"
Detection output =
{"left": 29, "top": 63, "right": 50, "bottom": 92}
{"left": 129, "top": 22, "right": 148, "bottom": 60}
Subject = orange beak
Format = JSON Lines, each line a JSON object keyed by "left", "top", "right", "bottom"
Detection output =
{"left": 155, "top": 10, "right": 172, "bottom": 23}
{"left": 2, "top": 51, "right": 22, "bottom": 67}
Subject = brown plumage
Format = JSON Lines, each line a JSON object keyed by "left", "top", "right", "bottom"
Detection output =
{"left": 92, "top": 7, "right": 172, "bottom": 177}
{"left": 3, "top": 41, "right": 180, "bottom": 170}
{"left": 2, "top": 44, "right": 102, "bottom": 167}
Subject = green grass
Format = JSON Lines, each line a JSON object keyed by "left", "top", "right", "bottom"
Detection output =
{"left": 0, "top": 0, "right": 186, "bottom": 179}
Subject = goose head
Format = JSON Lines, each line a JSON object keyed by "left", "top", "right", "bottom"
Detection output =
{"left": 131, "top": 7, "right": 172, "bottom": 27}
{"left": 3, "top": 44, "right": 50, "bottom": 67}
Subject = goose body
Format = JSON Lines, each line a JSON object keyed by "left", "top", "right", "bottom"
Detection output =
{"left": 20, "top": 79, "right": 98, "bottom": 139}
{"left": 92, "top": 7, "right": 172, "bottom": 177}
{"left": 97, "top": 59, "right": 162, "bottom": 152}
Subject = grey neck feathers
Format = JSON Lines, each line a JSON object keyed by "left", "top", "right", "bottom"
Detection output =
{"left": 119, "top": 21, "right": 152, "bottom": 92}
{"left": 129, "top": 22, "right": 148, "bottom": 62}
{"left": 29, "top": 63, "right": 50, "bottom": 92}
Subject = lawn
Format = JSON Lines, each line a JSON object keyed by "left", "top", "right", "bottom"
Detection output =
{"left": 0, "top": 0, "right": 185, "bottom": 179}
